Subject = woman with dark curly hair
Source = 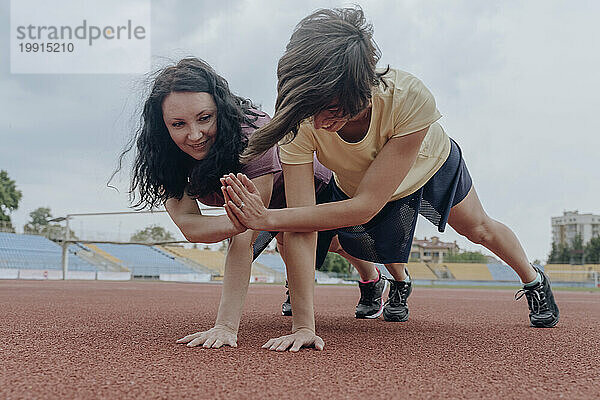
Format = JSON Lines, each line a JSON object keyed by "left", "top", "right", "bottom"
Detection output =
{"left": 118, "top": 58, "right": 379, "bottom": 349}
{"left": 222, "top": 7, "right": 559, "bottom": 352}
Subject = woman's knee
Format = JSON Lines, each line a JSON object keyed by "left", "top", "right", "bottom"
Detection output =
{"left": 328, "top": 235, "right": 343, "bottom": 253}
{"left": 275, "top": 233, "right": 285, "bottom": 254}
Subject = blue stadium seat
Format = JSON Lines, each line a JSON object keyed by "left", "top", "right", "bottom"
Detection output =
{"left": 487, "top": 263, "right": 520, "bottom": 282}
{"left": 0, "top": 232, "right": 97, "bottom": 271}
{"left": 94, "top": 243, "right": 195, "bottom": 277}
{"left": 255, "top": 253, "right": 286, "bottom": 274}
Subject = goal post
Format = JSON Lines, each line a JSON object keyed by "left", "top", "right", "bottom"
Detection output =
{"left": 52, "top": 208, "right": 223, "bottom": 279}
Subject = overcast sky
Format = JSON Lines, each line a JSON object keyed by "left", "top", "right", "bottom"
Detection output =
{"left": 1, "top": 0, "right": 599, "bottom": 262}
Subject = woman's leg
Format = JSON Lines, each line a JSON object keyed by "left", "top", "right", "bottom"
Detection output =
{"left": 446, "top": 186, "right": 536, "bottom": 283}
{"left": 328, "top": 235, "right": 379, "bottom": 281}
{"left": 275, "top": 234, "right": 293, "bottom": 316}
{"left": 329, "top": 236, "right": 386, "bottom": 319}
{"left": 447, "top": 185, "right": 559, "bottom": 327}
{"left": 275, "top": 233, "right": 286, "bottom": 260}
{"left": 277, "top": 233, "right": 379, "bottom": 280}
{"left": 384, "top": 263, "right": 408, "bottom": 281}
{"left": 279, "top": 233, "right": 385, "bottom": 319}
{"left": 381, "top": 263, "right": 412, "bottom": 322}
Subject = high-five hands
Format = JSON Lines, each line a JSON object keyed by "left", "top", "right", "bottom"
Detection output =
{"left": 221, "top": 173, "right": 270, "bottom": 231}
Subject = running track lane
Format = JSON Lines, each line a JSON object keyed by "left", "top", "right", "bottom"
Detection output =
{"left": 0, "top": 281, "right": 598, "bottom": 399}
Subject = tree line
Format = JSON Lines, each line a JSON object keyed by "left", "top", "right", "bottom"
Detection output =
{"left": 547, "top": 234, "right": 600, "bottom": 264}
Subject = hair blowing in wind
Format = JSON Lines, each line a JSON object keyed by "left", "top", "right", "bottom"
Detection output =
{"left": 241, "top": 7, "right": 388, "bottom": 164}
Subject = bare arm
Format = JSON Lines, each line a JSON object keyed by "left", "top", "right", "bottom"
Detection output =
{"left": 281, "top": 163, "right": 318, "bottom": 334}
{"left": 212, "top": 228, "right": 256, "bottom": 334}
{"left": 166, "top": 173, "right": 275, "bottom": 242}
{"left": 165, "top": 194, "right": 244, "bottom": 243}
{"left": 224, "top": 127, "right": 428, "bottom": 232}
{"left": 258, "top": 163, "right": 324, "bottom": 352}
{"left": 175, "top": 174, "right": 274, "bottom": 348}
{"left": 210, "top": 174, "right": 275, "bottom": 334}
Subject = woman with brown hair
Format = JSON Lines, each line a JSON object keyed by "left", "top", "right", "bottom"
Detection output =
{"left": 222, "top": 7, "right": 559, "bottom": 352}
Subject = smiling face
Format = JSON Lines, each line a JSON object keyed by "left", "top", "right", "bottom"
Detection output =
{"left": 162, "top": 91, "right": 218, "bottom": 160}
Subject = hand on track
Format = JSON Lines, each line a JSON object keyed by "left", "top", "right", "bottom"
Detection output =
{"left": 262, "top": 329, "right": 324, "bottom": 352}
{"left": 177, "top": 325, "right": 238, "bottom": 349}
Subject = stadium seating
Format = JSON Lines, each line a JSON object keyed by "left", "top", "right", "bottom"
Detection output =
{"left": 159, "top": 246, "right": 220, "bottom": 274}
{"left": 443, "top": 263, "right": 493, "bottom": 281}
{"left": 588, "top": 264, "right": 600, "bottom": 272}
{"left": 161, "top": 246, "right": 282, "bottom": 279}
{"left": 172, "top": 249, "right": 226, "bottom": 275}
{"left": 251, "top": 260, "right": 284, "bottom": 279}
{"left": 85, "top": 243, "right": 123, "bottom": 265}
{"left": 405, "top": 263, "right": 437, "bottom": 280}
{"left": 3, "top": 230, "right": 594, "bottom": 285}
{"left": 544, "top": 264, "right": 597, "bottom": 282}
{"left": 0, "top": 232, "right": 97, "bottom": 271}
{"left": 94, "top": 243, "right": 195, "bottom": 277}
{"left": 255, "top": 253, "right": 286, "bottom": 274}
{"left": 486, "top": 263, "right": 520, "bottom": 282}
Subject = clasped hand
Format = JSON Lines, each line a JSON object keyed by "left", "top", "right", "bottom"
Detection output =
{"left": 220, "top": 173, "right": 270, "bottom": 231}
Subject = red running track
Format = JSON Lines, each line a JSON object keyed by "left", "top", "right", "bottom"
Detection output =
{"left": 1, "top": 280, "right": 599, "bottom": 399}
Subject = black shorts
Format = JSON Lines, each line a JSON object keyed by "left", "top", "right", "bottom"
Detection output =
{"left": 314, "top": 138, "right": 473, "bottom": 267}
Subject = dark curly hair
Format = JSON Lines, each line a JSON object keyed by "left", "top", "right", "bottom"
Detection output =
{"left": 114, "top": 58, "right": 262, "bottom": 209}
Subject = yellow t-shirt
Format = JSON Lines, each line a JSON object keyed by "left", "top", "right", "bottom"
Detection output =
{"left": 279, "top": 68, "right": 451, "bottom": 201}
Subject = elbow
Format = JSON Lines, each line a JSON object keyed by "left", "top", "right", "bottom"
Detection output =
{"left": 182, "top": 231, "right": 217, "bottom": 244}
{"left": 351, "top": 198, "right": 382, "bottom": 225}
{"left": 344, "top": 208, "right": 375, "bottom": 226}
{"left": 354, "top": 210, "right": 377, "bottom": 226}
{"left": 178, "top": 224, "right": 205, "bottom": 244}
{"left": 181, "top": 229, "right": 198, "bottom": 243}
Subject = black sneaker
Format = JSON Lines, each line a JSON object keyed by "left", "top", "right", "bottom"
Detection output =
{"left": 383, "top": 271, "right": 412, "bottom": 322}
{"left": 355, "top": 269, "right": 389, "bottom": 319}
{"left": 281, "top": 281, "right": 292, "bottom": 316}
{"left": 515, "top": 265, "right": 559, "bottom": 328}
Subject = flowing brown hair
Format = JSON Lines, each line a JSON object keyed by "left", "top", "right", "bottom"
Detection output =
{"left": 241, "top": 6, "right": 388, "bottom": 163}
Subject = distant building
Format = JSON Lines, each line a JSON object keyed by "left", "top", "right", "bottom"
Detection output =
{"left": 552, "top": 210, "right": 600, "bottom": 246}
{"left": 410, "top": 236, "right": 459, "bottom": 263}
